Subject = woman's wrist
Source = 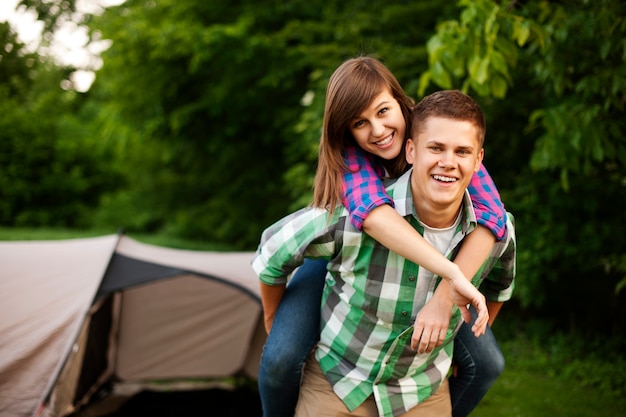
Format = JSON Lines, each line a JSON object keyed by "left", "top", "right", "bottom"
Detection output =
{"left": 443, "top": 263, "right": 466, "bottom": 284}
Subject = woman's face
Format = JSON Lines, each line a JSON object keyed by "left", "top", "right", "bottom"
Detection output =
{"left": 349, "top": 88, "right": 406, "bottom": 160}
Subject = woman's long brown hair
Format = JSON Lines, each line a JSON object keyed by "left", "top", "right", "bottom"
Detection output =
{"left": 312, "top": 56, "right": 414, "bottom": 212}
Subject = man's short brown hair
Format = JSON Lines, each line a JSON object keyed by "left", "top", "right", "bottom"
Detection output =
{"left": 411, "top": 90, "right": 486, "bottom": 147}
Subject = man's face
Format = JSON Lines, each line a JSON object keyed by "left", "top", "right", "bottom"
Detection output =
{"left": 405, "top": 116, "right": 484, "bottom": 215}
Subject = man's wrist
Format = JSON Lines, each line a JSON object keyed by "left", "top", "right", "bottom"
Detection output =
{"left": 433, "top": 280, "right": 455, "bottom": 307}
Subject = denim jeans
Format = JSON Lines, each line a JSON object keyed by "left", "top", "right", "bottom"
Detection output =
{"left": 449, "top": 306, "right": 505, "bottom": 417}
{"left": 258, "top": 258, "right": 327, "bottom": 417}
{"left": 258, "top": 259, "right": 504, "bottom": 417}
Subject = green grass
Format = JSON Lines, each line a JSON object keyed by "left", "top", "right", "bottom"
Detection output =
{"left": 475, "top": 367, "right": 626, "bottom": 416}
{"left": 473, "top": 333, "right": 626, "bottom": 417}
{"left": 0, "top": 227, "right": 233, "bottom": 251}
{"left": 3, "top": 227, "right": 625, "bottom": 416}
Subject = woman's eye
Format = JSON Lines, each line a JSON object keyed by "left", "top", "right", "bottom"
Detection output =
{"left": 353, "top": 120, "right": 365, "bottom": 128}
{"left": 378, "top": 107, "right": 388, "bottom": 115}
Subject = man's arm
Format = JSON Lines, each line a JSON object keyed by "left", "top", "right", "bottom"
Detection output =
{"left": 487, "top": 301, "right": 503, "bottom": 327}
{"left": 252, "top": 207, "right": 338, "bottom": 333}
{"left": 260, "top": 282, "right": 286, "bottom": 333}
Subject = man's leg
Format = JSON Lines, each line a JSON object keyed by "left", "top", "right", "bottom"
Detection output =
{"left": 400, "top": 379, "right": 452, "bottom": 417}
{"left": 296, "top": 357, "right": 451, "bottom": 417}
{"left": 258, "top": 259, "right": 327, "bottom": 417}
{"left": 295, "top": 357, "right": 378, "bottom": 417}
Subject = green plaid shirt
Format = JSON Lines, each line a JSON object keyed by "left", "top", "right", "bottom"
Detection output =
{"left": 253, "top": 169, "right": 516, "bottom": 417}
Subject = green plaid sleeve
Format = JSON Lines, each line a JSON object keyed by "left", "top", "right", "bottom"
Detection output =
{"left": 252, "top": 206, "right": 341, "bottom": 286}
{"left": 479, "top": 213, "right": 517, "bottom": 302}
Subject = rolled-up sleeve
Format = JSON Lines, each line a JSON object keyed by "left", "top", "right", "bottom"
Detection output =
{"left": 479, "top": 213, "right": 517, "bottom": 302}
{"left": 469, "top": 164, "right": 507, "bottom": 241}
{"left": 341, "top": 146, "right": 393, "bottom": 231}
{"left": 252, "top": 207, "right": 337, "bottom": 286}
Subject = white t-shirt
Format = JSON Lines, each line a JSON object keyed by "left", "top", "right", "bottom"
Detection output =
{"left": 412, "top": 211, "right": 462, "bottom": 316}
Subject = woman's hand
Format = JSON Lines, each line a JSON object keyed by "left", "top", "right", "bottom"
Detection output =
{"left": 448, "top": 277, "right": 489, "bottom": 337}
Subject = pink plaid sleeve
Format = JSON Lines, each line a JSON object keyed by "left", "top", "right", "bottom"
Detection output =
{"left": 469, "top": 163, "right": 507, "bottom": 240}
{"left": 341, "top": 146, "right": 393, "bottom": 230}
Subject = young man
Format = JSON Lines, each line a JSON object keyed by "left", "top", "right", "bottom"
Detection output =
{"left": 252, "top": 90, "right": 516, "bottom": 417}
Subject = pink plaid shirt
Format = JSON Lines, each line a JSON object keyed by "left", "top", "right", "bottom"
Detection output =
{"left": 341, "top": 146, "right": 506, "bottom": 240}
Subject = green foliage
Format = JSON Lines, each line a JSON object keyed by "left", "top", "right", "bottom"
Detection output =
{"left": 422, "top": 0, "right": 626, "bottom": 182}
{"left": 420, "top": 0, "right": 626, "bottom": 335}
{"left": 0, "top": 22, "right": 120, "bottom": 227}
{"left": 6, "top": 0, "right": 626, "bottom": 337}
{"left": 524, "top": 0, "right": 626, "bottom": 187}
{"left": 80, "top": 0, "right": 453, "bottom": 247}
{"left": 418, "top": 0, "right": 539, "bottom": 98}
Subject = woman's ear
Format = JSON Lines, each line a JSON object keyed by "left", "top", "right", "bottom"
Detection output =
{"left": 405, "top": 138, "right": 416, "bottom": 164}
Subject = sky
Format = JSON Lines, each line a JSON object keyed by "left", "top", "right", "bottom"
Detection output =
{"left": 0, "top": 0, "right": 124, "bottom": 91}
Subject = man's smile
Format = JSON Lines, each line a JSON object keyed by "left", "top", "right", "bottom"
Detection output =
{"left": 432, "top": 174, "right": 458, "bottom": 183}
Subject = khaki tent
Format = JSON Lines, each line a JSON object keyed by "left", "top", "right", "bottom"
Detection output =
{"left": 0, "top": 234, "right": 266, "bottom": 417}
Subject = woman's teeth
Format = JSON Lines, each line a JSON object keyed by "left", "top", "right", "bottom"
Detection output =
{"left": 376, "top": 134, "right": 393, "bottom": 146}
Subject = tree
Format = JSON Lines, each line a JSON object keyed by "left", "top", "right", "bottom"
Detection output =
{"left": 11, "top": 0, "right": 625, "bottom": 335}
{"left": 420, "top": 0, "right": 626, "bottom": 335}
{"left": 0, "top": 21, "right": 119, "bottom": 227}
{"left": 81, "top": 0, "right": 455, "bottom": 247}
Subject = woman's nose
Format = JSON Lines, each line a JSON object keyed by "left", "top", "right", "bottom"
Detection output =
{"left": 371, "top": 120, "right": 385, "bottom": 137}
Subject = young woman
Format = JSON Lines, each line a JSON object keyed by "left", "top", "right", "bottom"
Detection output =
{"left": 258, "top": 56, "right": 506, "bottom": 417}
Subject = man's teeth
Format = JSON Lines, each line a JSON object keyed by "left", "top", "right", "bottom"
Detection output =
{"left": 433, "top": 175, "right": 457, "bottom": 182}
{"left": 376, "top": 135, "right": 392, "bottom": 146}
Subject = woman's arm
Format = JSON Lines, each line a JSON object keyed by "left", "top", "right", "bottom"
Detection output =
{"left": 409, "top": 225, "right": 495, "bottom": 352}
{"left": 363, "top": 204, "right": 488, "bottom": 337}
{"left": 469, "top": 163, "right": 507, "bottom": 240}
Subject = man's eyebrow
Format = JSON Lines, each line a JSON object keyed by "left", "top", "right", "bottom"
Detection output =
{"left": 423, "top": 140, "right": 475, "bottom": 150}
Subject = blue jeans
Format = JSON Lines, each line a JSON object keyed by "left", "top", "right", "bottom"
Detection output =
{"left": 449, "top": 306, "right": 505, "bottom": 417}
{"left": 258, "top": 259, "right": 504, "bottom": 417}
{"left": 258, "top": 259, "right": 327, "bottom": 417}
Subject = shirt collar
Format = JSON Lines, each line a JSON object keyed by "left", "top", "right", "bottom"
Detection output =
{"left": 387, "top": 168, "right": 478, "bottom": 236}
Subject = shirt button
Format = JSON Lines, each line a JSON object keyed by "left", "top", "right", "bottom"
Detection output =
{"left": 408, "top": 276, "right": 416, "bottom": 282}
{"left": 401, "top": 311, "right": 408, "bottom": 316}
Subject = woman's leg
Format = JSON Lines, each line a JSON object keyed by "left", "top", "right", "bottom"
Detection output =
{"left": 449, "top": 306, "right": 505, "bottom": 417}
{"left": 258, "top": 258, "right": 328, "bottom": 417}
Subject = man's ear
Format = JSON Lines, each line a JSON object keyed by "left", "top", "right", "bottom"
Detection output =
{"left": 474, "top": 148, "right": 485, "bottom": 172}
{"left": 405, "top": 138, "right": 415, "bottom": 164}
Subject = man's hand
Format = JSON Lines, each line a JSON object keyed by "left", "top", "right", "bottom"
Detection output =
{"left": 448, "top": 277, "right": 488, "bottom": 337}
{"left": 411, "top": 292, "right": 454, "bottom": 353}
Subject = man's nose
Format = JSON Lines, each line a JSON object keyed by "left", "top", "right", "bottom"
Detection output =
{"left": 438, "top": 152, "right": 455, "bottom": 168}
